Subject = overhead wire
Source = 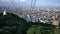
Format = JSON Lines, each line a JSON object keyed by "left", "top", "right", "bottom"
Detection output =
{"left": 30, "top": 0, "right": 37, "bottom": 11}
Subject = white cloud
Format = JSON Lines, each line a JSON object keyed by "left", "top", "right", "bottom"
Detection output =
{"left": 15, "top": 0, "right": 27, "bottom": 2}
{"left": 1, "top": 0, "right": 13, "bottom": 3}
{"left": 16, "top": 0, "right": 27, "bottom": 2}
{"left": 19, "top": 0, "right": 26, "bottom": 2}
{"left": 0, "top": 0, "right": 27, "bottom": 3}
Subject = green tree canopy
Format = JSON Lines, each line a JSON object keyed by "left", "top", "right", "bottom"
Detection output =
{"left": 0, "top": 13, "right": 32, "bottom": 34}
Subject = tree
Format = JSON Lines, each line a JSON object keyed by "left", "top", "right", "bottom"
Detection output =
{"left": 0, "top": 13, "right": 32, "bottom": 34}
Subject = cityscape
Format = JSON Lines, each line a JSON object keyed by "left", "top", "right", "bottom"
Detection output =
{"left": 0, "top": 0, "right": 60, "bottom": 34}
{"left": 0, "top": 6, "right": 60, "bottom": 23}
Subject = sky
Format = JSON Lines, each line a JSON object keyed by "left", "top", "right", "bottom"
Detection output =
{"left": 0, "top": 0, "right": 60, "bottom": 8}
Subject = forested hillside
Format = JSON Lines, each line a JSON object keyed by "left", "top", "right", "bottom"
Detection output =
{"left": 0, "top": 13, "right": 32, "bottom": 34}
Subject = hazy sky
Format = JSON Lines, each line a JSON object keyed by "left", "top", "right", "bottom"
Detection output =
{"left": 0, "top": 0, "right": 60, "bottom": 8}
